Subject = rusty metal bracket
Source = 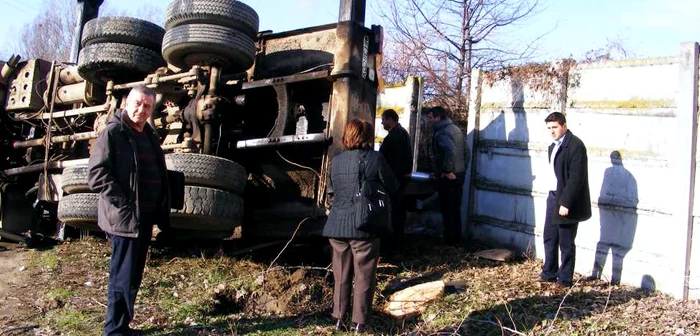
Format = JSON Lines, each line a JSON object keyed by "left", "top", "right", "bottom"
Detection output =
{"left": 241, "top": 70, "right": 330, "bottom": 90}
{"left": 236, "top": 133, "right": 329, "bottom": 149}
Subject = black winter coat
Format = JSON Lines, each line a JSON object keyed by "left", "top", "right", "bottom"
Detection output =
{"left": 323, "top": 149, "right": 399, "bottom": 239}
{"left": 379, "top": 123, "right": 413, "bottom": 178}
{"left": 88, "top": 109, "right": 170, "bottom": 237}
{"left": 549, "top": 130, "right": 592, "bottom": 224}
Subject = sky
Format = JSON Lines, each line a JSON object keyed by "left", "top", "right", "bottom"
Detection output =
{"left": 0, "top": 0, "right": 698, "bottom": 62}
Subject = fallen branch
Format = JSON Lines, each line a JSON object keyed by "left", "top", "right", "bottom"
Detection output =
{"left": 585, "top": 278, "right": 614, "bottom": 333}
{"left": 505, "top": 302, "right": 519, "bottom": 333}
{"left": 229, "top": 240, "right": 286, "bottom": 257}
{"left": 469, "top": 318, "right": 528, "bottom": 336}
{"left": 91, "top": 298, "right": 107, "bottom": 308}
{"left": 545, "top": 278, "right": 582, "bottom": 336}
{"left": 266, "top": 217, "right": 309, "bottom": 272}
{"left": 165, "top": 257, "right": 181, "bottom": 265}
{"left": 268, "top": 265, "right": 331, "bottom": 272}
{"left": 1, "top": 325, "right": 39, "bottom": 335}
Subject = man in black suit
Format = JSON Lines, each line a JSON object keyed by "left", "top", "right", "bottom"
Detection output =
{"left": 540, "top": 112, "right": 591, "bottom": 288}
{"left": 379, "top": 109, "right": 413, "bottom": 251}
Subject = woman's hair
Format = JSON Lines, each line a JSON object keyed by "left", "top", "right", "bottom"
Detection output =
{"left": 342, "top": 119, "right": 374, "bottom": 150}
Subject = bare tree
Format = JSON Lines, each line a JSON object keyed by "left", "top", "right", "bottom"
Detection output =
{"left": 105, "top": 3, "right": 165, "bottom": 26}
{"left": 14, "top": 0, "right": 76, "bottom": 61}
{"left": 11, "top": 0, "right": 165, "bottom": 62}
{"left": 581, "top": 37, "right": 634, "bottom": 63}
{"left": 377, "top": 0, "right": 542, "bottom": 122}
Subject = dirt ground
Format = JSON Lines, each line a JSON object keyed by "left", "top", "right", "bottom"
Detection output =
{"left": 0, "top": 244, "right": 31, "bottom": 322}
{"left": 0, "top": 236, "right": 699, "bottom": 336}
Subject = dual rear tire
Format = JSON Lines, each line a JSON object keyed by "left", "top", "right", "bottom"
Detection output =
{"left": 57, "top": 154, "right": 246, "bottom": 239}
{"left": 77, "top": 17, "right": 166, "bottom": 84}
{"left": 162, "top": 0, "right": 259, "bottom": 72}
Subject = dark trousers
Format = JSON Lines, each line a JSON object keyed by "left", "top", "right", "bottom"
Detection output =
{"left": 104, "top": 223, "right": 152, "bottom": 336}
{"left": 329, "top": 238, "right": 380, "bottom": 324}
{"left": 541, "top": 191, "right": 579, "bottom": 285}
{"left": 437, "top": 172, "right": 466, "bottom": 245}
{"left": 386, "top": 181, "right": 408, "bottom": 252}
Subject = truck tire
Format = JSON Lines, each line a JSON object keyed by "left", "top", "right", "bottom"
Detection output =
{"left": 165, "top": 153, "right": 246, "bottom": 194}
{"left": 171, "top": 185, "right": 243, "bottom": 231}
{"left": 81, "top": 16, "right": 166, "bottom": 52}
{"left": 57, "top": 193, "right": 99, "bottom": 231}
{"left": 165, "top": 0, "right": 259, "bottom": 39}
{"left": 61, "top": 165, "right": 91, "bottom": 194}
{"left": 161, "top": 23, "right": 255, "bottom": 71}
{"left": 78, "top": 43, "right": 166, "bottom": 84}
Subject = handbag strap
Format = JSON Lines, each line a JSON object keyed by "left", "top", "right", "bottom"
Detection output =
{"left": 357, "top": 151, "right": 370, "bottom": 193}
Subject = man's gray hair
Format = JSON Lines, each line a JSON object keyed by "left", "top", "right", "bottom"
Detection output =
{"left": 127, "top": 85, "right": 156, "bottom": 101}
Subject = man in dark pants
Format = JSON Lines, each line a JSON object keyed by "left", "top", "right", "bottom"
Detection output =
{"left": 88, "top": 85, "right": 170, "bottom": 335}
{"left": 379, "top": 109, "right": 413, "bottom": 252}
{"left": 426, "top": 106, "right": 467, "bottom": 246}
{"left": 539, "top": 112, "right": 591, "bottom": 288}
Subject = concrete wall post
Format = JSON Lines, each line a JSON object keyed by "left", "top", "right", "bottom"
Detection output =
{"left": 676, "top": 42, "right": 699, "bottom": 299}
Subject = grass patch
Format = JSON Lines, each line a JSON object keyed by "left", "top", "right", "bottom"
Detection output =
{"left": 46, "top": 307, "right": 101, "bottom": 335}
{"left": 158, "top": 295, "right": 209, "bottom": 322}
{"left": 46, "top": 287, "right": 73, "bottom": 301}
{"left": 9, "top": 236, "right": 700, "bottom": 335}
{"left": 28, "top": 250, "right": 60, "bottom": 271}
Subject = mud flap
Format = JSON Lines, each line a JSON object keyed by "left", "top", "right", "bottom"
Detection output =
{"left": 168, "top": 169, "right": 185, "bottom": 210}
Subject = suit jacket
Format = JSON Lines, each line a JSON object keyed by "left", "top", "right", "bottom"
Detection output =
{"left": 379, "top": 123, "right": 413, "bottom": 178}
{"left": 548, "top": 129, "right": 591, "bottom": 224}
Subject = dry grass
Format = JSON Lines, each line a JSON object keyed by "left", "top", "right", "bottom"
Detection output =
{"left": 0, "top": 235, "right": 698, "bottom": 336}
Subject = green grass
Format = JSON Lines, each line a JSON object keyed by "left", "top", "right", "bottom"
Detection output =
{"left": 12, "top": 236, "right": 698, "bottom": 336}
{"left": 28, "top": 250, "right": 60, "bottom": 271}
{"left": 46, "top": 287, "right": 73, "bottom": 301}
{"left": 46, "top": 308, "right": 101, "bottom": 335}
{"left": 158, "top": 295, "right": 209, "bottom": 322}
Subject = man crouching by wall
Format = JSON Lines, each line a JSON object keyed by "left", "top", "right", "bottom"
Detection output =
{"left": 88, "top": 85, "right": 170, "bottom": 335}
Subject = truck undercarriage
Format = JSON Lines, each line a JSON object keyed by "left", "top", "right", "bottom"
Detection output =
{"left": 0, "top": 0, "right": 387, "bottom": 242}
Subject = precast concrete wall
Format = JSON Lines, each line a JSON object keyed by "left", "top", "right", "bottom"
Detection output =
{"left": 375, "top": 76, "right": 424, "bottom": 170}
{"left": 468, "top": 43, "right": 699, "bottom": 299}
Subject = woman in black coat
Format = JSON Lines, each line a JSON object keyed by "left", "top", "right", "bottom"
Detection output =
{"left": 323, "top": 119, "right": 398, "bottom": 333}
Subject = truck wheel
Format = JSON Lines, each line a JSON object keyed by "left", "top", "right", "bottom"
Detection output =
{"left": 165, "top": 0, "right": 259, "bottom": 39}
{"left": 161, "top": 23, "right": 255, "bottom": 71}
{"left": 165, "top": 153, "right": 246, "bottom": 194}
{"left": 171, "top": 185, "right": 243, "bottom": 231}
{"left": 78, "top": 43, "right": 166, "bottom": 84}
{"left": 57, "top": 193, "right": 100, "bottom": 231}
{"left": 81, "top": 16, "right": 166, "bottom": 52}
{"left": 61, "top": 165, "right": 91, "bottom": 194}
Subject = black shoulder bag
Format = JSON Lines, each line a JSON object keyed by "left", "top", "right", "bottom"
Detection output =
{"left": 353, "top": 152, "right": 393, "bottom": 235}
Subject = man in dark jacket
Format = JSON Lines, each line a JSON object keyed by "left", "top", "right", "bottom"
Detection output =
{"left": 426, "top": 106, "right": 467, "bottom": 246}
{"left": 88, "top": 85, "right": 170, "bottom": 335}
{"left": 539, "top": 112, "right": 591, "bottom": 288}
{"left": 379, "top": 109, "right": 413, "bottom": 251}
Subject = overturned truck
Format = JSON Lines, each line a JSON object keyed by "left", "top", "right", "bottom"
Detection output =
{"left": 0, "top": 0, "right": 405, "bottom": 240}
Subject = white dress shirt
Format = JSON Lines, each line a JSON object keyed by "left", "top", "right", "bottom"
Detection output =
{"left": 549, "top": 135, "right": 566, "bottom": 192}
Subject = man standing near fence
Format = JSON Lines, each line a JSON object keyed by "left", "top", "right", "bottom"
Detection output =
{"left": 539, "top": 112, "right": 591, "bottom": 288}
{"left": 379, "top": 109, "right": 413, "bottom": 252}
{"left": 425, "top": 106, "right": 467, "bottom": 246}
